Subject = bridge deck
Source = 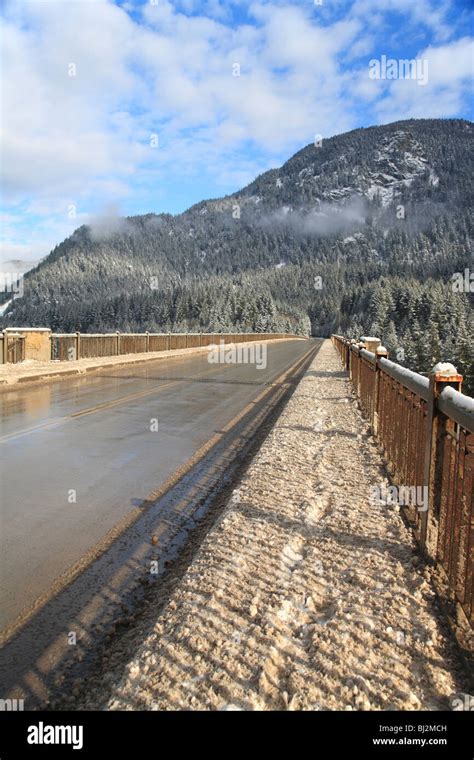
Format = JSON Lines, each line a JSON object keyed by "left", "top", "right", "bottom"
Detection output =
{"left": 67, "top": 340, "right": 467, "bottom": 711}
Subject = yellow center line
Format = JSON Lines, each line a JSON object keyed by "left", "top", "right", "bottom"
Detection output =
{"left": 0, "top": 349, "right": 292, "bottom": 444}
{"left": 0, "top": 364, "right": 225, "bottom": 443}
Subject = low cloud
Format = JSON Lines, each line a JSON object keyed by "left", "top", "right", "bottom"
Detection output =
{"left": 87, "top": 204, "right": 131, "bottom": 241}
{"left": 260, "top": 196, "right": 367, "bottom": 237}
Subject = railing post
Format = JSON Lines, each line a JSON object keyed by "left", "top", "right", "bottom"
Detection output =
{"left": 360, "top": 336, "right": 381, "bottom": 353}
{"left": 116, "top": 331, "right": 120, "bottom": 356}
{"left": 76, "top": 331, "right": 81, "bottom": 360}
{"left": 356, "top": 342, "right": 363, "bottom": 397}
{"left": 146, "top": 331, "right": 149, "bottom": 353}
{"left": 355, "top": 344, "right": 359, "bottom": 390}
{"left": 348, "top": 340, "right": 356, "bottom": 382}
{"left": 2, "top": 330, "right": 8, "bottom": 364}
{"left": 373, "top": 345, "right": 388, "bottom": 435}
{"left": 421, "top": 362, "right": 463, "bottom": 556}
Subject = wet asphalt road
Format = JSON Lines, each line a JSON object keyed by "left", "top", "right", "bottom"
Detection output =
{"left": 0, "top": 339, "right": 312, "bottom": 635}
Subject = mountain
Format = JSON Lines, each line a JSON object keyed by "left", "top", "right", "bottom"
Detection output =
{"left": 2, "top": 118, "right": 473, "bottom": 390}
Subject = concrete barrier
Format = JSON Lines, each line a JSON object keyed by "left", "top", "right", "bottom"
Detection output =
{"left": 4, "top": 327, "right": 51, "bottom": 361}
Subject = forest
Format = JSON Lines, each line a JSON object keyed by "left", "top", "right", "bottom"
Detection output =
{"left": 2, "top": 118, "right": 473, "bottom": 392}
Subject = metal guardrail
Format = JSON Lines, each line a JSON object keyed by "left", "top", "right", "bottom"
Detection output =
{"left": 50, "top": 332, "right": 295, "bottom": 362}
{"left": 379, "top": 357, "right": 430, "bottom": 401}
{"left": 438, "top": 386, "right": 474, "bottom": 434}
{"left": 332, "top": 334, "right": 474, "bottom": 634}
{"left": 0, "top": 332, "right": 26, "bottom": 364}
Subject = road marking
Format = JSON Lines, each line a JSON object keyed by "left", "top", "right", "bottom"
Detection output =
{"left": 0, "top": 371, "right": 214, "bottom": 443}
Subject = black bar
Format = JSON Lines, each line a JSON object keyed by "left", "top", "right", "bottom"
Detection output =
{"left": 0, "top": 710, "right": 472, "bottom": 758}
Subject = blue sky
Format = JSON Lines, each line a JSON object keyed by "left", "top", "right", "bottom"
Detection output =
{"left": 1, "top": 0, "right": 472, "bottom": 267}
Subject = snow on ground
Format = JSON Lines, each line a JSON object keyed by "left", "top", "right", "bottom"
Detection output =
{"left": 72, "top": 340, "right": 466, "bottom": 711}
{"left": 0, "top": 298, "right": 13, "bottom": 316}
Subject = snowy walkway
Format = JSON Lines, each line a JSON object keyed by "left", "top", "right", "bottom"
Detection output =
{"left": 76, "top": 340, "right": 466, "bottom": 711}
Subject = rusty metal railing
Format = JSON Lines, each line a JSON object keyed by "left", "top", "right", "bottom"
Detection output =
{"left": 1, "top": 332, "right": 26, "bottom": 364}
{"left": 358, "top": 348, "right": 376, "bottom": 420}
{"left": 51, "top": 333, "right": 78, "bottom": 361}
{"left": 80, "top": 334, "right": 118, "bottom": 359}
{"left": 49, "top": 332, "right": 294, "bottom": 362}
{"left": 435, "top": 388, "right": 474, "bottom": 625}
{"left": 332, "top": 334, "right": 474, "bottom": 633}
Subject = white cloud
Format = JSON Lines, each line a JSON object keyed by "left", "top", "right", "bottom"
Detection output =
{"left": 0, "top": 0, "right": 365, "bottom": 204}
{"left": 372, "top": 37, "right": 473, "bottom": 121}
{"left": 348, "top": 0, "right": 455, "bottom": 42}
{"left": 0, "top": 0, "right": 471, "bottom": 260}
